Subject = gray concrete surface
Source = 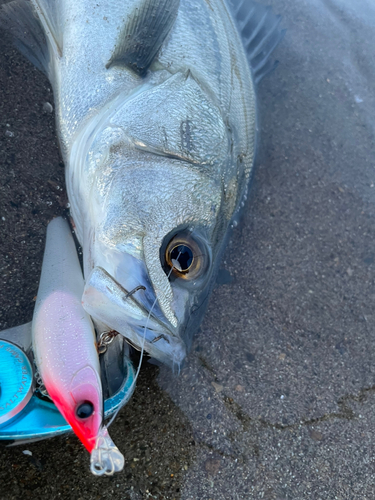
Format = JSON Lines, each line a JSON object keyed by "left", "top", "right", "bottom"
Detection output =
{"left": 1, "top": 0, "right": 375, "bottom": 498}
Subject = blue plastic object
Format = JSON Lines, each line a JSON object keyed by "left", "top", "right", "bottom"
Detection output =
{"left": 0, "top": 322, "right": 135, "bottom": 442}
{"left": 0, "top": 339, "right": 34, "bottom": 426}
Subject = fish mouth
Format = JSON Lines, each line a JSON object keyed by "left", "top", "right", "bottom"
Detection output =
{"left": 82, "top": 266, "right": 186, "bottom": 367}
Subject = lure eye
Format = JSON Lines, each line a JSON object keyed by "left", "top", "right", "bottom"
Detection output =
{"left": 76, "top": 401, "right": 94, "bottom": 419}
{"left": 164, "top": 233, "right": 206, "bottom": 280}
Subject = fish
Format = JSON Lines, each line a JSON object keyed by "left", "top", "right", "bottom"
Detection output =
{"left": 0, "top": 0, "right": 283, "bottom": 366}
{"left": 32, "top": 216, "right": 124, "bottom": 475}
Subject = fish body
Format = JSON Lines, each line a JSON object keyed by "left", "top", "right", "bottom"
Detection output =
{"left": 56, "top": 0, "right": 256, "bottom": 367}
{"left": 1, "top": 0, "right": 282, "bottom": 366}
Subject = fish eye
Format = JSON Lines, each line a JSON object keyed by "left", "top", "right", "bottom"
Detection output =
{"left": 164, "top": 233, "right": 206, "bottom": 280}
{"left": 170, "top": 244, "right": 193, "bottom": 271}
{"left": 76, "top": 401, "right": 94, "bottom": 419}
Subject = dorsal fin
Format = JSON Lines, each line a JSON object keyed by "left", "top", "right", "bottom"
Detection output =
{"left": 0, "top": 0, "right": 62, "bottom": 77}
{"left": 106, "top": 0, "right": 180, "bottom": 75}
{"left": 228, "top": 0, "right": 285, "bottom": 84}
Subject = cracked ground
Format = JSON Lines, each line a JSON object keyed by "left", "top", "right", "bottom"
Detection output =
{"left": 1, "top": 0, "right": 375, "bottom": 499}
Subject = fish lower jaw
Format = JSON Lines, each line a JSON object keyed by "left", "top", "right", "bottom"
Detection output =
{"left": 110, "top": 321, "right": 186, "bottom": 368}
{"left": 82, "top": 266, "right": 186, "bottom": 365}
{"left": 121, "top": 322, "right": 185, "bottom": 359}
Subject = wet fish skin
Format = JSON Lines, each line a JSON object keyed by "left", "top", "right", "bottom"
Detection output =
{"left": 1, "top": 0, "right": 259, "bottom": 366}
{"left": 64, "top": 0, "right": 255, "bottom": 365}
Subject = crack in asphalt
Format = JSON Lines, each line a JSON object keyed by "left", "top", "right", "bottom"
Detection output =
{"left": 223, "top": 383, "right": 375, "bottom": 432}
{"left": 194, "top": 357, "right": 375, "bottom": 463}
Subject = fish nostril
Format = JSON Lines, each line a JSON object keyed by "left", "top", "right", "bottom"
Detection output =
{"left": 76, "top": 401, "right": 94, "bottom": 419}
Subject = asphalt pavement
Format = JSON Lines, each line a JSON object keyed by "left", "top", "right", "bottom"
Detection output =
{"left": 1, "top": 0, "right": 375, "bottom": 498}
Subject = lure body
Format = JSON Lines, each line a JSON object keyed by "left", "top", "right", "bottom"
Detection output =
{"left": 32, "top": 217, "right": 123, "bottom": 474}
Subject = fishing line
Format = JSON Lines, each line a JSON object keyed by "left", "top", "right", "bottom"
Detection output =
{"left": 106, "top": 253, "right": 181, "bottom": 429}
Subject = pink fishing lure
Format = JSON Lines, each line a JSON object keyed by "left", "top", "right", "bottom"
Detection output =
{"left": 32, "top": 217, "right": 123, "bottom": 475}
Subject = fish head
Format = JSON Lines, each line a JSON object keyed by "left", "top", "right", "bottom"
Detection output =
{"left": 82, "top": 148, "right": 237, "bottom": 367}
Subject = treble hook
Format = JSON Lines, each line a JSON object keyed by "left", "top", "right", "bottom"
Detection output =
{"left": 90, "top": 429, "right": 124, "bottom": 476}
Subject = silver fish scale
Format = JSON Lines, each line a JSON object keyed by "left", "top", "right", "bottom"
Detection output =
{"left": 56, "top": 0, "right": 256, "bottom": 332}
{"left": 159, "top": 0, "right": 255, "bottom": 166}
{"left": 56, "top": 0, "right": 254, "bottom": 171}
{"left": 18, "top": 0, "right": 257, "bottom": 354}
{"left": 108, "top": 72, "right": 230, "bottom": 169}
{"left": 55, "top": 0, "right": 141, "bottom": 150}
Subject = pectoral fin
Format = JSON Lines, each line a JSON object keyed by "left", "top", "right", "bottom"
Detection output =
{"left": 106, "top": 0, "right": 180, "bottom": 76}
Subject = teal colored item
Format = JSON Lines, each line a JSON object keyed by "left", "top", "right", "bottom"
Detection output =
{"left": 0, "top": 322, "right": 135, "bottom": 442}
